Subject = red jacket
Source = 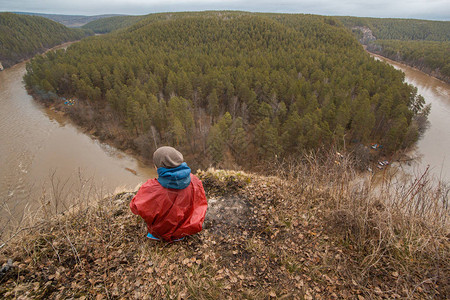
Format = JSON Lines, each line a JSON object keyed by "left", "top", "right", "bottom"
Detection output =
{"left": 130, "top": 174, "right": 207, "bottom": 241}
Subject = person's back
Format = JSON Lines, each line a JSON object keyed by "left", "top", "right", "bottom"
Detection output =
{"left": 130, "top": 146, "right": 207, "bottom": 242}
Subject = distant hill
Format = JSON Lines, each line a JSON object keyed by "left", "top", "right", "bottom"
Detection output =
{"left": 0, "top": 12, "right": 93, "bottom": 69}
{"left": 336, "top": 16, "right": 450, "bottom": 82}
{"left": 12, "top": 12, "right": 125, "bottom": 27}
{"left": 82, "top": 15, "right": 146, "bottom": 33}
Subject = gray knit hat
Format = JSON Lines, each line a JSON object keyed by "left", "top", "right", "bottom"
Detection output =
{"left": 153, "top": 146, "right": 184, "bottom": 169}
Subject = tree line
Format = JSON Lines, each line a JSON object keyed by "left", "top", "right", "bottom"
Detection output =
{"left": 24, "top": 13, "right": 427, "bottom": 168}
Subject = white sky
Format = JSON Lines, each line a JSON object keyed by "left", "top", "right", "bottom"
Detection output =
{"left": 0, "top": 0, "right": 449, "bottom": 20}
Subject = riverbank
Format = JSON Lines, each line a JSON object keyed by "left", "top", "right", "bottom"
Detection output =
{"left": 29, "top": 92, "right": 156, "bottom": 167}
{"left": 367, "top": 49, "right": 450, "bottom": 84}
{"left": 28, "top": 85, "right": 433, "bottom": 187}
{"left": 1, "top": 166, "right": 448, "bottom": 299}
{"left": 0, "top": 40, "right": 80, "bottom": 72}
{"left": 0, "top": 50, "right": 157, "bottom": 242}
{"left": 21, "top": 38, "right": 155, "bottom": 167}
{"left": 369, "top": 52, "right": 450, "bottom": 182}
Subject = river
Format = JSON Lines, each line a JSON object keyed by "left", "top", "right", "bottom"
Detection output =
{"left": 0, "top": 49, "right": 156, "bottom": 234}
{"left": 371, "top": 54, "right": 450, "bottom": 183}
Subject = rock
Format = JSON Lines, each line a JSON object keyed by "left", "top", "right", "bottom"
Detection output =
{"left": 352, "top": 26, "right": 376, "bottom": 45}
{"left": 0, "top": 259, "right": 13, "bottom": 278}
{"left": 203, "top": 195, "right": 252, "bottom": 233}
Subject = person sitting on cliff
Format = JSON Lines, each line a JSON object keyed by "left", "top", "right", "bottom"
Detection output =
{"left": 130, "top": 146, "right": 208, "bottom": 242}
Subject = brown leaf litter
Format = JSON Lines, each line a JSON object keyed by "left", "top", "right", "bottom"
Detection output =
{"left": 0, "top": 169, "right": 448, "bottom": 299}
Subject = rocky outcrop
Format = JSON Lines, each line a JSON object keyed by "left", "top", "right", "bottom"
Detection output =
{"left": 352, "top": 26, "right": 376, "bottom": 45}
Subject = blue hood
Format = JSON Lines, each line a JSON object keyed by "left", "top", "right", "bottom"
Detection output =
{"left": 157, "top": 162, "right": 191, "bottom": 189}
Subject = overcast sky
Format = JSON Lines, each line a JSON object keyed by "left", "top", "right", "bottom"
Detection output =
{"left": 1, "top": 0, "right": 449, "bottom": 20}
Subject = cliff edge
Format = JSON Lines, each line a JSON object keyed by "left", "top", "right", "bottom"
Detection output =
{"left": 1, "top": 167, "right": 448, "bottom": 299}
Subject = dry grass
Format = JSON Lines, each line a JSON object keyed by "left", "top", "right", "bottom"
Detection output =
{"left": 0, "top": 158, "right": 448, "bottom": 299}
{"left": 1, "top": 170, "right": 105, "bottom": 249}
{"left": 271, "top": 152, "right": 449, "bottom": 298}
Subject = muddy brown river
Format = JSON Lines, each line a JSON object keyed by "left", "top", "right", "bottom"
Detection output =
{"left": 371, "top": 54, "right": 450, "bottom": 183}
{"left": 0, "top": 53, "right": 156, "bottom": 233}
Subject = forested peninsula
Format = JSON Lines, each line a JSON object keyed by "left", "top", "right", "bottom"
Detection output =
{"left": 0, "top": 12, "right": 92, "bottom": 69}
{"left": 340, "top": 16, "right": 450, "bottom": 83}
{"left": 24, "top": 12, "right": 428, "bottom": 168}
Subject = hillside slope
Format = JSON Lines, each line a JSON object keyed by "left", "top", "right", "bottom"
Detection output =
{"left": 0, "top": 12, "right": 92, "bottom": 68}
{"left": 12, "top": 12, "right": 124, "bottom": 28}
{"left": 0, "top": 167, "right": 448, "bottom": 298}
{"left": 82, "top": 15, "right": 145, "bottom": 33}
